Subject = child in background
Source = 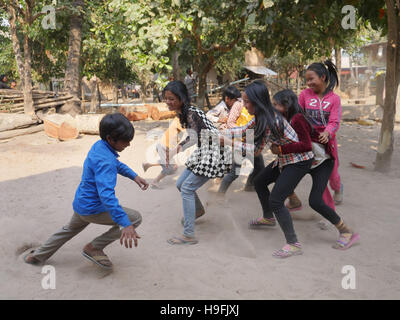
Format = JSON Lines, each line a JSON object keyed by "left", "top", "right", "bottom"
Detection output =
{"left": 206, "top": 100, "right": 229, "bottom": 129}
{"left": 24, "top": 113, "right": 149, "bottom": 269}
{"left": 142, "top": 117, "right": 183, "bottom": 189}
{"left": 287, "top": 60, "right": 343, "bottom": 212}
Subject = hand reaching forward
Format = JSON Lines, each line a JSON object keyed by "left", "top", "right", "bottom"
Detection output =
{"left": 120, "top": 225, "right": 141, "bottom": 248}
{"left": 134, "top": 175, "right": 149, "bottom": 190}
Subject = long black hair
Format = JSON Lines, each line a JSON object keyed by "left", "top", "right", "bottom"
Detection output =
{"left": 307, "top": 59, "right": 339, "bottom": 95}
{"left": 273, "top": 89, "right": 314, "bottom": 132}
{"left": 162, "top": 80, "right": 191, "bottom": 128}
{"left": 245, "top": 80, "right": 284, "bottom": 143}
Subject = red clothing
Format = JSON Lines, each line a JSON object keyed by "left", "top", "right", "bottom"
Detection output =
{"left": 281, "top": 114, "right": 312, "bottom": 155}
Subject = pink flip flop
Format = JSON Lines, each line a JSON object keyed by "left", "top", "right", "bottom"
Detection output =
{"left": 333, "top": 232, "right": 360, "bottom": 250}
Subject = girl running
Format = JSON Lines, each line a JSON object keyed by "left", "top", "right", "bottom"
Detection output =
{"left": 163, "top": 81, "right": 232, "bottom": 245}
{"left": 221, "top": 81, "right": 314, "bottom": 258}
{"left": 289, "top": 60, "right": 344, "bottom": 211}
{"left": 250, "top": 89, "right": 359, "bottom": 257}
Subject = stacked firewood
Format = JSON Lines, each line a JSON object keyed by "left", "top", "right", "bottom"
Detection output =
{"left": 0, "top": 89, "right": 73, "bottom": 114}
{"left": 119, "top": 103, "right": 176, "bottom": 121}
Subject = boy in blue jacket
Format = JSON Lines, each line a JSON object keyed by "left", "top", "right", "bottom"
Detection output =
{"left": 24, "top": 113, "right": 148, "bottom": 269}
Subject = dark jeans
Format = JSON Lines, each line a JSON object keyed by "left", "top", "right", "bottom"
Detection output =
{"left": 218, "top": 154, "right": 265, "bottom": 193}
{"left": 254, "top": 159, "right": 313, "bottom": 244}
{"left": 309, "top": 159, "right": 341, "bottom": 225}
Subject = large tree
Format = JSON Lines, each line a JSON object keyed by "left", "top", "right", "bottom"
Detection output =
{"left": 164, "top": 0, "right": 259, "bottom": 109}
{"left": 355, "top": 0, "right": 398, "bottom": 172}
{"left": 62, "top": 0, "right": 84, "bottom": 115}
{"left": 0, "top": 0, "right": 69, "bottom": 115}
{"left": 82, "top": 0, "right": 176, "bottom": 102}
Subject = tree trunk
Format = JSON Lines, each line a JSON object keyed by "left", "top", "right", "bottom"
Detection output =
{"left": 89, "top": 76, "right": 98, "bottom": 113}
{"left": 112, "top": 83, "right": 119, "bottom": 104}
{"left": 197, "top": 71, "right": 207, "bottom": 109}
{"left": 197, "top": 58, "right": 214, "bottom": 109}
{"left": 22, "top": 34, "right": 34, "bottom": 116}
{"left": 172, "top": 50, "right": 180, "bottom": 81}
{"left": 374, "top": 0, "right": 400, "bottom": 172}
{"left": 8, "top": 6, "right": 25, "bottom": 88}
{"left": 376, "top": 73, "right": 385, "bottom": 106}
{"left": 139, "top": 80, "right": 150, "bottom": 103}
{"left": 335, "top": 46, "right": 342, "bottom": 85}
{"left": 62, "top": 0, "right": 84, "bottom": 115}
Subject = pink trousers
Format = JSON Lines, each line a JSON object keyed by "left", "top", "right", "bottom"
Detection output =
{"left": 322, "top": 138, "right": 341, "bottom": 210}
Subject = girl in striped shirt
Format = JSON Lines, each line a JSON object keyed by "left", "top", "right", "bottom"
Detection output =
{"left": 221, "top": 81, "right": 314, "bottom": 258}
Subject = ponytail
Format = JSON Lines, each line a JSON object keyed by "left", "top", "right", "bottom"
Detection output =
{"left": 307, "top": 59, "right": 339, "bottom": 95}
{"left": 323, "top": 59, "right": 339, "bottom": 93}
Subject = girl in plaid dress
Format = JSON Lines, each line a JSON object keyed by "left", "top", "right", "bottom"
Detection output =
{"left": 162, "top": 81, "right": 232, "bottom": 245}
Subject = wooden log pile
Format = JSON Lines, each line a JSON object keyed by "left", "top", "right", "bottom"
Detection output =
{"left": 0, "top": 89, "right": 73, "bottom": 114}
{"left": 42, "top": 113, "right": 105, "bottom": 140}
{"left": 119, "top": 103, "right": 176, "bottom": 121}
{"left": 0, "top": 113, "right": 43, "bottom": 140}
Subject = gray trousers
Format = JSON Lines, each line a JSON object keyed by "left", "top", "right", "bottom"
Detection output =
{"left": 31, "top": 207, "right": 142, "bottom": 263}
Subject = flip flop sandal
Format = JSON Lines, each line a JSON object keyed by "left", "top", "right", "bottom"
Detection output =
{"left": 167, "top": 237, "right": 198, "bottom": 245}
{"left": 23, "top": 250, "right": 41, "bottom": 265}
{"left": 249, "top": 217, "right": 276, "bottom": 228}
{"left": 82, "top": 251, "right": 113, "bottom": 270}
{"left": 332, "top": 232, "right": 360, "bottom": 250}
{"left": 272, "top": 243, "right": 303, "bottom": 259}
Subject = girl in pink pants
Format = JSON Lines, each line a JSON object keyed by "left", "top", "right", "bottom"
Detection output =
{"left": 287, "top": 60, "right": 343, "bottom": 212}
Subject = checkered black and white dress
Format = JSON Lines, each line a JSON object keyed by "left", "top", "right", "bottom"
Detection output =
{"left": 178, "top": 106, "right": 232, "bottom": 178}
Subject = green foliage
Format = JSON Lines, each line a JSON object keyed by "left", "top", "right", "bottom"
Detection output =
{"left": 0, "top": 12, "right": 18, "bottom": 79}
{"left": 0, "top": 0, "right": 391, "bottom": 93}
{"left": 254, "top": 0, "right": 359, "bottom": 59}
{"left": 0, "top": 0, "right": 75, "bottom": 84}
{"left": 82, "top": 0, "right": 176, "bottom": 86}
{"left": 165, "top": 0, "right": 259, "bottom": 72}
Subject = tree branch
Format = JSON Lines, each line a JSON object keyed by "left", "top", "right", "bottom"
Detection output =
{"left": 9, "top": 0, "right": 25, "bottom": 18}
{"left": 191, "top": 15, "right": 246, "bottom": 55}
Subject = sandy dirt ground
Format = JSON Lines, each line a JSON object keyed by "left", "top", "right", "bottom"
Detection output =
{"left": 0, "top": 119, "right": 399, "bottom": 300}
